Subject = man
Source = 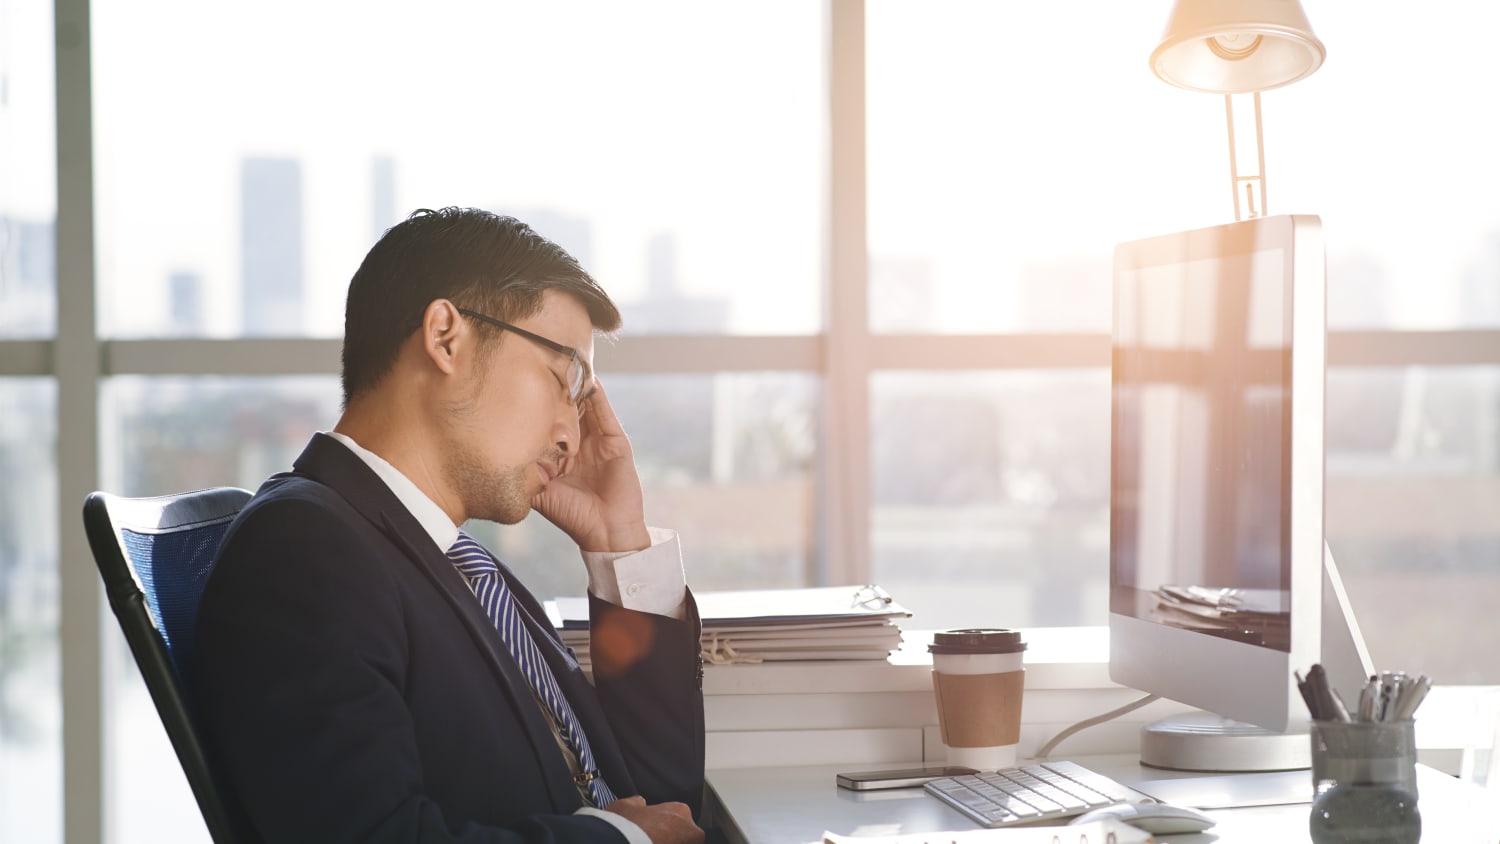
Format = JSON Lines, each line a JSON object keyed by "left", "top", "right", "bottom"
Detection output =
{"left": 192, "top": 207, "right": 706, "bottom": 844}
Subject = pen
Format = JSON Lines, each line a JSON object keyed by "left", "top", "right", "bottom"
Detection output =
{"left": 1392, "top": 674, "right": 1432, "bottom": 721}
{"left": 1358, "top": 680, "right": 1378, "bottom": 722}
{"left": 1329, "top": 688, "right": 1353, "bottom": 723}
{"left": 1376, "top": 673, "right": 1403, "bottom": 721}
{"left": 1308, "top": 664, "right": 1350, "bottom": 722}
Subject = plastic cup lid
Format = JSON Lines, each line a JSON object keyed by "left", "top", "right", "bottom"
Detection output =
{"left": 928, "top": 628, "right": 1027, "bottom": 655}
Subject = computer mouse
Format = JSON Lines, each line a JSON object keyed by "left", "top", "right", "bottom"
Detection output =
{"left": 1068, "top": 801, "right": 1217, "bottom": 835}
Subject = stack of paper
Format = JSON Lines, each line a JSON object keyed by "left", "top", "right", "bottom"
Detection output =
{"left": 547, "top": 585, "right": 911, "bottom": 669}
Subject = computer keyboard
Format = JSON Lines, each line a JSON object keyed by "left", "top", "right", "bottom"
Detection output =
{"left": 923, "top": 761, "right": 1149, "bottom": 828}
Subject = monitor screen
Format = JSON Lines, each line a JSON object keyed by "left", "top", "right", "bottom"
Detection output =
{"left": 1111, "top": 237, "right": 1292, "bottom": 652}
{"left": 1108, "top": 214, "right": 1326, "bottom": 734}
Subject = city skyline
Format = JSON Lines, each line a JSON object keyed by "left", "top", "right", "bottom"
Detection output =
{"left": 10, "top": 194, "right": 1500, "bottom": 339}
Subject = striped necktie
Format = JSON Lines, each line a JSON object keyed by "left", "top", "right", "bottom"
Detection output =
{"left": 447, "top": 531, "right": 619, "bottom": 808}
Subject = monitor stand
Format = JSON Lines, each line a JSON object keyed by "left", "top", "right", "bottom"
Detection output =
{"left": 1140, "top": 712, "right": 1309, "bottom": 772}
{"left": 1137, "top": 543, "right": 1374, "bottom": 773}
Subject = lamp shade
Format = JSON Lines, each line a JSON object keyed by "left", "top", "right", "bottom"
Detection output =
{"left": 1151, "top": 0, "right": 1325, "bottom": 93}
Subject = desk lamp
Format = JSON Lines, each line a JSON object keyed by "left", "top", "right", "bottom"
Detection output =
{"left": 1150, "top": 0, "right": 1325, "bottom": 220}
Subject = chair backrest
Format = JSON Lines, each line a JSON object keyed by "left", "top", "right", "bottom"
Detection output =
{"left": 83, "top": 487, "right": 259, "bottom": 844}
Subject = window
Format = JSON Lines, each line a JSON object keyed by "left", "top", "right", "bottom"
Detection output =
{"left": 470, "top": 373, "right": 821, "bottom": 598}
{"left": 87, "top": 4, "right": 827, "bottom": 839}
{"left": 871, "top": 371, "right": 1109, "bottom": 628}
{"left": 0, "top": 380, "right": 60, "bottom": 843}
{"left": 866, "top": 1, "right": 1220, "bottom": 335}
{"left": 865, "top": 1, "right": 1500, "bottom": 668}
{"left": 92, "top": 1, "right": 824, "bottom": 339}
{"left": 0, "top": 0, "right": 55, "bottom": 338}
{"left": 1275, "top": 5, "right": 1500, "bottom": 330}
{"left": 1326, "top": 367, "right": 1500, "bottom": 683}
{"left": 1, "top": 0, "right": 58, "bottom": 839}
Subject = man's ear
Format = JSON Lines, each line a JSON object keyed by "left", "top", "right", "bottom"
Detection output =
{"left": 419, "top": 299, "right": 464, "bottom": 376}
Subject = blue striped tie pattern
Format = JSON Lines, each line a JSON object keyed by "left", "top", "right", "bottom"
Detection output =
{"left": 447, "top": 531, "right": 619, "bottom": 808}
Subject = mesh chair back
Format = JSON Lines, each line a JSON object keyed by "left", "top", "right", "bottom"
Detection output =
{"left": 84, "top": 487, "right": 260, "bottom": 843}
{"left": 118, "top": 521, "right": 233, "bottom": 683}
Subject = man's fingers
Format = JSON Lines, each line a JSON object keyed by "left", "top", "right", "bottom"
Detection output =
{"left": 603, "top": 796, "right": 704, "bottom": 844}
{"left": 581, "top": 379, "right": 628, "bottom": 439}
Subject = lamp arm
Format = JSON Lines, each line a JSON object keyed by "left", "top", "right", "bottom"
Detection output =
{"left": 1224, "top": 92, "right": 1268, "bottom": 221}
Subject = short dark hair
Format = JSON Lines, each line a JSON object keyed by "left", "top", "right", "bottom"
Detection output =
{"left": 341, "top": 207, "right": 622, "bottom": 405}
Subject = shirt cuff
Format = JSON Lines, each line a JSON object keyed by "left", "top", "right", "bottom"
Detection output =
{"left": 582, "top": 527, "right": 687, "bottom": 620}
{"left": 574, "top": 806, "right": 651, "bottom": 844}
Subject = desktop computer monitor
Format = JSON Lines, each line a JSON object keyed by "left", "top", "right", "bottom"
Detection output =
{"left": 1108, "top": 214, "right": 1373, "bottom": 772}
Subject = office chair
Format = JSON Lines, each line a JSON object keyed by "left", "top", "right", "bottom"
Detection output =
{"left": 83, "top": 487, "right": 261, "bottom": 844}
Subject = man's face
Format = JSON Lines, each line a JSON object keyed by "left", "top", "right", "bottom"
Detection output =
{"left": 441, "top": 289, "right": 596, "bottom": 525}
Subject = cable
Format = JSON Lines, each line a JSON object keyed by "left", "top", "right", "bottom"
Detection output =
{"left": 1034, "top": 693, "right": 1160, "bottom": 760}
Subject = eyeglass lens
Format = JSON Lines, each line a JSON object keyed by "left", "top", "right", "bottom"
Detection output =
{"left": 568, "top": 359, "right": 585, "bottom": 403}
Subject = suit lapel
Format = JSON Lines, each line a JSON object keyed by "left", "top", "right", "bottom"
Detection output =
{"left": 290, "top": 434, "right": 585, "bottom": 812}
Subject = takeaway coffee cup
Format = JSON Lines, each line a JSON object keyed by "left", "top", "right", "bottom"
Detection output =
{"left": 929, "top": 628, "right": 1027, "bottom": 770}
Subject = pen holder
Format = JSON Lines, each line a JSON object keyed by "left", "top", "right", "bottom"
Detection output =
{"left": 1310, "top": 719, "right": 1418, "bottom": 797}
{"left": 1309, "top": 719, "right": 1420, "bottom": 844}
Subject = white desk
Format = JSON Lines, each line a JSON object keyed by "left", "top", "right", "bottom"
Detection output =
{"left": 705, "top": 755, "right": 1497, "bottom": 844}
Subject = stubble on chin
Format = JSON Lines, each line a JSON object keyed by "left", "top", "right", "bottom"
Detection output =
{"left": 443, "top": 444, "right": 534, "bottom": 526}
{"left": 438, "top": 376, "right": 534, "bottom": 526}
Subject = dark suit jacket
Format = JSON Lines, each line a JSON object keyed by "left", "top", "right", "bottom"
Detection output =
{"left": 192, "top": 433, "right": 705, "bottom": 843}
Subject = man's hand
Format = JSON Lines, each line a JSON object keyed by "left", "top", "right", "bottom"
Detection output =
{"left": 603, "top": 796, "right": 705, "bottom": 844}
{"left": 532, "top": 380, "right": 652, "bottom": 553}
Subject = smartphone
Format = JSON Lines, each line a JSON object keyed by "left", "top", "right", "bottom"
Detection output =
{"left": 834, "top": 766, "right": 978, "bottom": 791}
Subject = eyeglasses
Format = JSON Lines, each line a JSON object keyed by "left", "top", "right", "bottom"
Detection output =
{"left": 456, "top": 308, "right": 594, "bottom": 408}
